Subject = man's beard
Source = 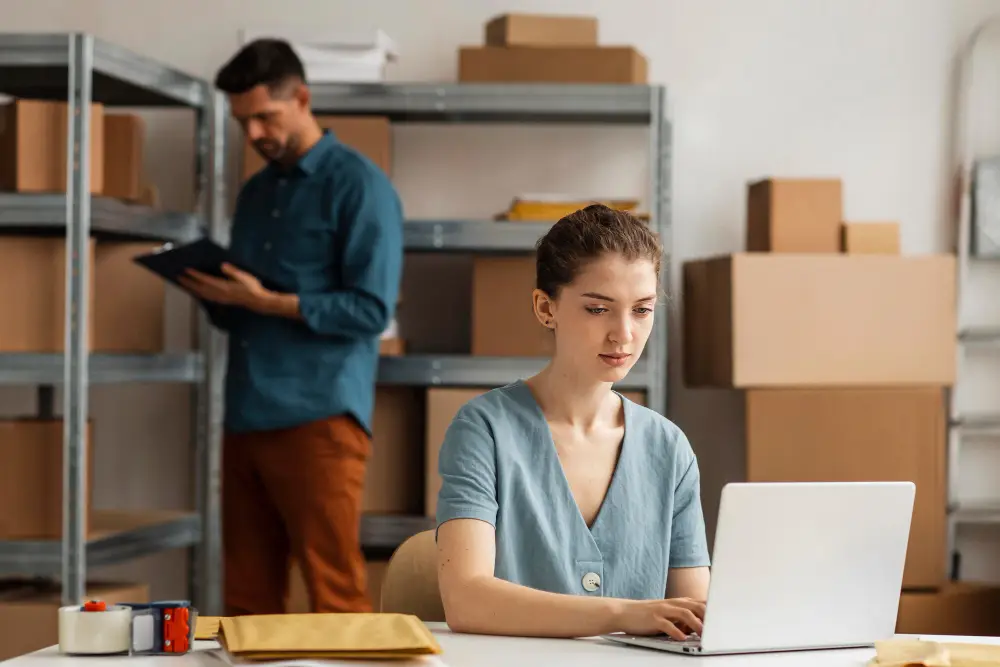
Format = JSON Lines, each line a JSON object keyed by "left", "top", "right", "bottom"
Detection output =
{"left": 254, "top": 134, "right": 299, "bottom": 165}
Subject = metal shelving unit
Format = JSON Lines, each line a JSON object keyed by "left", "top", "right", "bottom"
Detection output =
{"left": 315, "top": 82, "right": 671, "bottom": 414}
{"left": 377, "top": 355, "right": 652, "bottom": 389}
{"left": 0, "top": 33, "right": 226, "bottom": 611}
{"left": 948, "top": 17, "right": 1000, "bottom": 577}
{"left": 0, "top": 194, "right": 201, "bottom": 242}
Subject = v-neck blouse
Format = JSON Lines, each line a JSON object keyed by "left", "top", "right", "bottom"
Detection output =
{"left": 435, "top": 380, "right": 711, "bottom": 600}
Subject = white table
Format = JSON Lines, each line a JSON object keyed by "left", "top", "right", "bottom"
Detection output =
{"left": 7, "top": 623, "right": 1000, "bottom": 667}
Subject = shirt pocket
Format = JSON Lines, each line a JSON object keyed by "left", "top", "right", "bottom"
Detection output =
{"left": 276, "top": 220, "right": 335, "bottom": 265}
{"left": 274, "top": 200, "right": 338, "bottom": 290}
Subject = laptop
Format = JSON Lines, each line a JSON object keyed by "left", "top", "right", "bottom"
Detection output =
{"left": 602, "top": 481, "right": 915, "bottom": 656}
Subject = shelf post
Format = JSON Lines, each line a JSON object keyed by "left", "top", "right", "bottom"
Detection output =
{"left": 191, "top": 86, "right": 228, "bottom": 615}
{"left": 62, "top": 32, "right": 94, "bottom": 606}
{"left": 648, "top": 86, "right": 670, "bottom": 416}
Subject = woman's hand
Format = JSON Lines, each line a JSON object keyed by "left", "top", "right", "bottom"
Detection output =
{"left": 615, "top": 598, "right": 706, "bottom": 640}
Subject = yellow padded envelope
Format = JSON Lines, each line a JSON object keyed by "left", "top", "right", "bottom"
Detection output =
{"left": 870, "top": 639, "right": 1000, "bottom": 666}
{"left": 218, "top": 613, "right": 443, "bottom": 661}
{"left": 195, "top": 616, "right": 221, "bottom": 640}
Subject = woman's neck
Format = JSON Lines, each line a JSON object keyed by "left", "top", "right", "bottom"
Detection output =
{"left": 527, "top": 360, "right": 617, "bottom": 432}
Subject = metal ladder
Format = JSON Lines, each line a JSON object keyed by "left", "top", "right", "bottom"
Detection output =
{"left": 949, "top": 15, "right": 1000, "bottom": 581}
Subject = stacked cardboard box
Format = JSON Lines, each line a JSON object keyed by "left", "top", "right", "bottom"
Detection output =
{"left": 0, "top": 99, "right": 166, "bottom": 357}
{"left": 459, "top": 13, "right": 647, "bottom": 84}
{"left": 0, "top": 420, "right": 94, "bottom": 540}
{"left": 0, "top": 100, "right": 154, "bottom": 204}
{"left": 0, "top": 237, "right": 165, "bottom": 353}
{"left": 681, "top": 177, "right": 993, "bottom": 633}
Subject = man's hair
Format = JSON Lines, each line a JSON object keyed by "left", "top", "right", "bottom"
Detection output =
{"left": 214, "top": 38, "right": 306, "bottom": 95}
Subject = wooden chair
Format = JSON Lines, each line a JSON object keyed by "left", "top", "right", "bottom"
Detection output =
{"left": 379, "top": 529, "right": 446, "bottom": 622}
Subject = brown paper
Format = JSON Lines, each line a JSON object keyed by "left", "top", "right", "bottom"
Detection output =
{"left": 871, "top": 639, "right": 1000, "bottom": 666}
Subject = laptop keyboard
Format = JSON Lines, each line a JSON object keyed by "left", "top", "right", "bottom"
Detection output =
{"left": 650, "top": 633, "right": 701, "bottom": 646}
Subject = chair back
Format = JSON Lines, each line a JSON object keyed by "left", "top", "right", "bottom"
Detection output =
{"left": 379, "top": 529, "right": 445, "bottom": 622}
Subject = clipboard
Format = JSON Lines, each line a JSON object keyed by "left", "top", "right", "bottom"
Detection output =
{"left": 132, "top": 238, "right": 286, "bottom": 293}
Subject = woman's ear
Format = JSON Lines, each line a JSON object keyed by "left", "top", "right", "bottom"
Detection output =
{"left": 532, "top": 288, "right": 556, "bottom": 329}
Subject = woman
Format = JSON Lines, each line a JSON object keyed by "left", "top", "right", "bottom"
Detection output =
{"left": 435, "top": 204, "right": 711, "bottom": 639}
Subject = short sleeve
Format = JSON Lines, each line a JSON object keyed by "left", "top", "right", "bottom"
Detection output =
{"left": 669, "top": 434, "right": 712, "bottom": 569}
{"left": 435, "top": 412, "right": 499, "bottom": 530}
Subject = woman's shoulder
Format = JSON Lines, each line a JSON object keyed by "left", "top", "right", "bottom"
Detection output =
{"left": 620, "top": 394, "right": 696, "bottom": 462}
{"left": 451, "top": 382, "right": 538, "bottom": 431}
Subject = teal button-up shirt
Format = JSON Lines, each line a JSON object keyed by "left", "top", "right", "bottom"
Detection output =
{"left": 436, "top": 380, "right": 711, "bottom": 599}
{"left": 208, "top": 131, "right": 403, "bottom": 434}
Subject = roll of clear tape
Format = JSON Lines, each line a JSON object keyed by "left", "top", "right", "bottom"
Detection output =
{"left": 58, "top": 605, "right": 134, "bottom": 654}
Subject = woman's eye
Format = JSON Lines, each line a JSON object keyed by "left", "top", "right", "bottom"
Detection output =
{"left": 634, "top": 307, "right": 653, "bottom": 316}
{"left": 586, "top": 307, "right": 608, "bottom": 315}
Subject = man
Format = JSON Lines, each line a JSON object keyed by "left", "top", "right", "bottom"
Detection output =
{"left": 181, "top": 38, "right": 403, "bottom": 616}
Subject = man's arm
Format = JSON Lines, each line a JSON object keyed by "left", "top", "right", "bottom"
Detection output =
{"left": 181, "top": 170, "right": 403, "bottom": 339}
{"left": 293, "top": 171, "right": 403, "bottom": 338}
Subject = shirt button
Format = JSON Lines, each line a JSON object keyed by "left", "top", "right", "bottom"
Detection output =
{"left": 264, "top": 242, "right": 272, "bottom": 251}
{"left": 277, "top": 179, "right": 286, "bottom": 187}
{"left": 272, "top": 209, "right": 280, "bottom": 218}
{"left": 582, "top": 572, "right": 601, "bottom": 592}
{"left": 241, "top": 340, "right": 249, "bottom": 349}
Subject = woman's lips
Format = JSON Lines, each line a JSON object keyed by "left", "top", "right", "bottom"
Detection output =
{"left": 599, "top": 353, "right": 631, "bottom": 368}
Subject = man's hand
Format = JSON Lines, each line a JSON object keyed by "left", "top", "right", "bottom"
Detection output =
{"left": 179, "top": 263, "right": 274, "bottom": 313}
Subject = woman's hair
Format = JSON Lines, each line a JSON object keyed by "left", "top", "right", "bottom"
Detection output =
{"left": 535, "top": 203, "right": 662, "bottom": 297}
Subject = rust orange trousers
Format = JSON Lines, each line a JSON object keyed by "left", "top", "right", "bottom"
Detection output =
{"left": 222, "top": 415, "right": 371, "bottom": 616}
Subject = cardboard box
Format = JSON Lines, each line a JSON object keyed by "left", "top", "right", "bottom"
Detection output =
{"left": 0, "top": 581, "right": 148, "bottom": 660}
{"left": 459, "top": 46, "right": 647, "bottom": 84}
{"left": 682, "top": 254, "right": 956, "bottom": 387}
{"left": 93, "top": 242, "right": 165, "bottom": 352}
{"left": 841, "top": 222, "right": 901, "bottom": 255}
{"left": 746, "top": 387, "right": 945, "bottom": 589}
{"left": 746, "top": 178, "right": 842, "bottom": 253}
{"left": 424, "top": 387, "right": 646, "bottom": 517}
{"left": 0, "top": 237, "right": 96, "bottom": 353}
{"left": 897, "top": 583, "right": 1000, "bottom": 635}
{"left": 379, "top": 337, "right": 406, "bottom": 356}
{"left": 0, "top": 238, "right": 164, "bottom": 353}
{"left": 485, "top": 13, "right": 598, "bottom": 47}
{"left": 287, "top": 559, "right": 389, "bottom": 613}
{"left": 0, "top": 99, "right": 104, "bottom": 194}
{"left": 0, "top": 419, "right": 94, "bottom": 540}
{"left": 242, "top": 116, "right": 391, "bottom": 181}
{"left": 102, "top": 114, "right": 145, "bottom": 201}
{"left": 471, "top": 256, "right": 550, "bottom": 357}
{"left": 363, "top": 387, "right": 423, "bottom": 514}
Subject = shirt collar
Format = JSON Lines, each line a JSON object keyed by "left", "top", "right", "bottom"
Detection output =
{"left": 267, "top": 130, "right": 336, "bottom": 178}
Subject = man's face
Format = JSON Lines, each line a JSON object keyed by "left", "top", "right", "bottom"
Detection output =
{"left": 229, "top": 83, "right": 307, "bottom": 164}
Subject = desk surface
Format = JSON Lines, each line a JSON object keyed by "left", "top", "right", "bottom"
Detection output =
{"left": 7, "top": 624, "right": 1000, "bottom": 667}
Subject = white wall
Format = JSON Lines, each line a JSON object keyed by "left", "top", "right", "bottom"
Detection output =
{"left": 6, "top": 0, "right": 1000, "bottom": 596}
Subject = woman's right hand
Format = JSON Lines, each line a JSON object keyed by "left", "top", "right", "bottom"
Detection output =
{"left": 615, "top": 598, "right": 706, "bottom": 640}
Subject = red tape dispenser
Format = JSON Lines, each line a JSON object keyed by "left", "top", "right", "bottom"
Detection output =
{"left": 58, "top": 599, "right": 198, "bottom": 655}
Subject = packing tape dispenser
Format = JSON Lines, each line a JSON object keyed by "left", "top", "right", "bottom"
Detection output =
{"left": 58, "top": 600, "right": 198, "bottom": 655}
